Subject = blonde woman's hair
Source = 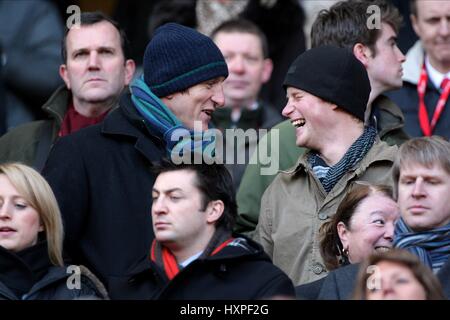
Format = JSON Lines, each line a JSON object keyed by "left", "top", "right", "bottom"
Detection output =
{"left": 0, "top": 163, "right": 64, "bottom": 266}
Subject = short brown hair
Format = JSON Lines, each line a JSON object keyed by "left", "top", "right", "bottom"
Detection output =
{"left": 62, "top": 11, "right": 131, "bottom": 62}
{"left": 320, "top": 182, "right": 393, "bottom": 271}
{"left": 352, "top": 249, "right": 446, "bottom": 300}
{"left": 311, "top": 0, "right": 403, "bottom": 57}
{"left": 211, "top": 18, "right": 269, "bottom": 59}
{"left": 392, "top": 136, "right": 450, "bottom": 197}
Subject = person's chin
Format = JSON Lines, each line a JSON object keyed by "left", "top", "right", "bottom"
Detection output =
{"left": 82, "top": 90, "right": 111, "bottom": 103}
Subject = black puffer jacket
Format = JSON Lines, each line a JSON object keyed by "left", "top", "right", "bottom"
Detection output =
{"left": 0, "top": 242, "right": 108, "bottom": 300}
{"left": 111, "top": 236, "right": 295, "bottom": 300}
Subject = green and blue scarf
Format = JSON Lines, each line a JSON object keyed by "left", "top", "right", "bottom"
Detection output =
{"left": 130, "top": 77, "right": 216, "bottom": 161}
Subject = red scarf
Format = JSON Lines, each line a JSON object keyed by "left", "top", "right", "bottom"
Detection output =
{"left": 150, "top": 237, "right": 234, "bottom": 280}
{"left": 58, "top": 103, "right": 110, "bottom": 137}
{"left": 417, "top": 62, "right": 450, "bottom": 136}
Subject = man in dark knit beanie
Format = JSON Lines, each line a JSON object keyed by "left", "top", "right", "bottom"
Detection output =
{"left": 42, "top": 23, "right": 229, "bottom": 299}
{"left": 254, "top": 45, "right": 399, "bottom": 287}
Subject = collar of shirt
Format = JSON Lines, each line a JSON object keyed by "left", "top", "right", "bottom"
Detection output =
{"left": 425, "top": 56, "right": 450, "bottom": 90}
{"left": 230, "top": 101, "right": 259, "bottom": 123}
{"left": 179, "top": 251, "right": 203, "bottom": 269}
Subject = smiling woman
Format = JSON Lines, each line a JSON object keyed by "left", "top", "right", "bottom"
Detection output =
{"left": 295, "top": 183, "right": 400, "bottom": 300}
{"left": 0, "top": 163, "right": 108, "bottom": 300}
{"left": 320, "top": 182, "right": 399, "bottom": 270}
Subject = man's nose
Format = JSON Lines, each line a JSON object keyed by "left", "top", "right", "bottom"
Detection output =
{"left": 282, "top": 102, "right": 294, "bottom": 118}
{"left": 88, "top": 51, "right": 100, "bottom": 69}
{"left": 412, "top": 178, "right": 425, "bottom": 197}
{"left": 229, "top": 56, "right": 245, "bottom": 74}
{"left": 212, "top": 84, "right": 225, "bottom": 107}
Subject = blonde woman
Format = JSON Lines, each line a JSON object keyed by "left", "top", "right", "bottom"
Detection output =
{"left": 0, "top": 163, "right": 107, "bottom": 300}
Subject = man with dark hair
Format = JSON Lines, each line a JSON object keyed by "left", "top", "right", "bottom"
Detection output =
{"left": 236, "top": 0, "right": 409, "bottom": 235}
{"left": 254, "top": 45, "right": 397, "bottom": 286}
{"left": 0, "top": 11, "right": 136, "bottom": 170}
{"left": 111, "top": 161, "right": 295, "bottom": 299}
{"left": 42, "top": 22, "right": 228, "bottom": 298}
{"left": 211, "top": 19, "right": 282, "bottom": 189}
{"left": 386, "top": 0, "right": 450, "bottom": 139}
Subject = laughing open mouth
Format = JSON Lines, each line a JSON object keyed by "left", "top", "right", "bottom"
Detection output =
{"left": 291, "top": 118, "right": 305, "bottom": 128}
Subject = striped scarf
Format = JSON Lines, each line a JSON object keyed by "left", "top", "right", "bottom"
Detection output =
{"left": 130, "top": 76, "right": 216, "bottom": 159}
{"left": 308, "top": 126, "right": 377, "bottom": 193}
{"left": 394, "top": 218, "right": 450, "bottom": 273}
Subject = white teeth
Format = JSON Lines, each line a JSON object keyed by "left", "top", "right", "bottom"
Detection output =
{"left": 375, "top": 247, "right": 390, "bottom": 252}
{"left": 292, "top": 119, "right": 305, "bottom": 127}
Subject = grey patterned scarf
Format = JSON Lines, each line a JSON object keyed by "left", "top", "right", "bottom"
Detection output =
{"left": 308, "top": 126, "right": 377, "bottom": 193}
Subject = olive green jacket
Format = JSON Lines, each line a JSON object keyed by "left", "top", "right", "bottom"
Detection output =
{"left": 235, "top": 95, "right": 408, "bottom": 234}
{"left": 253, "top": 138, "right": 397, "bottom": 285}
{"left": 0, "top": 86, "right": 69, "bottom": 168}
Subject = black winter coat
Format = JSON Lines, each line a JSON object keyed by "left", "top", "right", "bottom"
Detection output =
{"left": 386, "top": 80, "right": 450, "bottom": 140}
{"left": 42, "top": 93, "right": 165, "bottom": 299}
{"left": 110, "top": 236, "right": 295, "bottom": 300}
{"left": 0, "top": 243, "right": 107, "bottom": 300}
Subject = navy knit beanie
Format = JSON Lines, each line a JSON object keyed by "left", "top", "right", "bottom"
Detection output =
{"left": 143, "top": 23, "right": 229, "bottom": 98}
{"left": 283, "top": 45, "right": 371, "bottom": 121}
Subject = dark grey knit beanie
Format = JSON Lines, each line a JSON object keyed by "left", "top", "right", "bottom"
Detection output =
{"left": 143, "top": 23, "right": 229, "bottom": 98}
{"left": 283, "top": 45, "right": 371, "bottom": 121}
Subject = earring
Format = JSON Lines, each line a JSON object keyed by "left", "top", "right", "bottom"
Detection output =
{"left": 337, "top": 245, "right": 349, "bottom": 266}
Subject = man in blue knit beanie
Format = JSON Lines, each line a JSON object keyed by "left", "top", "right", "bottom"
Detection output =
{"left": 42, "top": 22, "right": 228, "bottom": 299}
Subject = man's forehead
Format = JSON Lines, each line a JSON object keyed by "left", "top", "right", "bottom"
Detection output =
{"left": 400, "top": 161, "right": 449, "bottom": 176}
{"left": 66, "top": 21, "right": 120, "bottom": 48}
{"left": 154, "top": 169, "right": 197, "bottom": 189}
{"left": 416, "top": 0, "right": 450, "bottom": 18}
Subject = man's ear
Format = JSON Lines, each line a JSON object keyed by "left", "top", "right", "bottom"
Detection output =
{"left": 206, "top": 200, "right": 224, "bottom": 225}
{"left": 353, "top": 43, "right": 371, "bottom": 68}
{"left": 124, "top": 59, "right": 136, "bottom": 86}
{"left": 261, "top": 58, "right": 273, "bottom": 84}
{"left": 337, "top": 221, "right": 349, "bottom": 251}
{"left": 410, "top": 14, "right": 420, "bottom": 37}
{"left": 59, "top": 64, "right": 71, "bottom": 89}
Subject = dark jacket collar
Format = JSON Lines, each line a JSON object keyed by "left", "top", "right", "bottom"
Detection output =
{"left": 101, "top": 92, "right": 166, "bottom": 164}
{"left": 127, "top": 233, "right": 269, "bottom": 280}
{"left": 41, "top": 86, "right": 71, "bottom": 125}
{"left": 0, "top": 241, "right": 53, "bottom": 298}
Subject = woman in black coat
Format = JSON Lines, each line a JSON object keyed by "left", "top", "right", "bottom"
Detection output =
{"left": 0, "top": 163, "right": 107, "bottom": 300}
